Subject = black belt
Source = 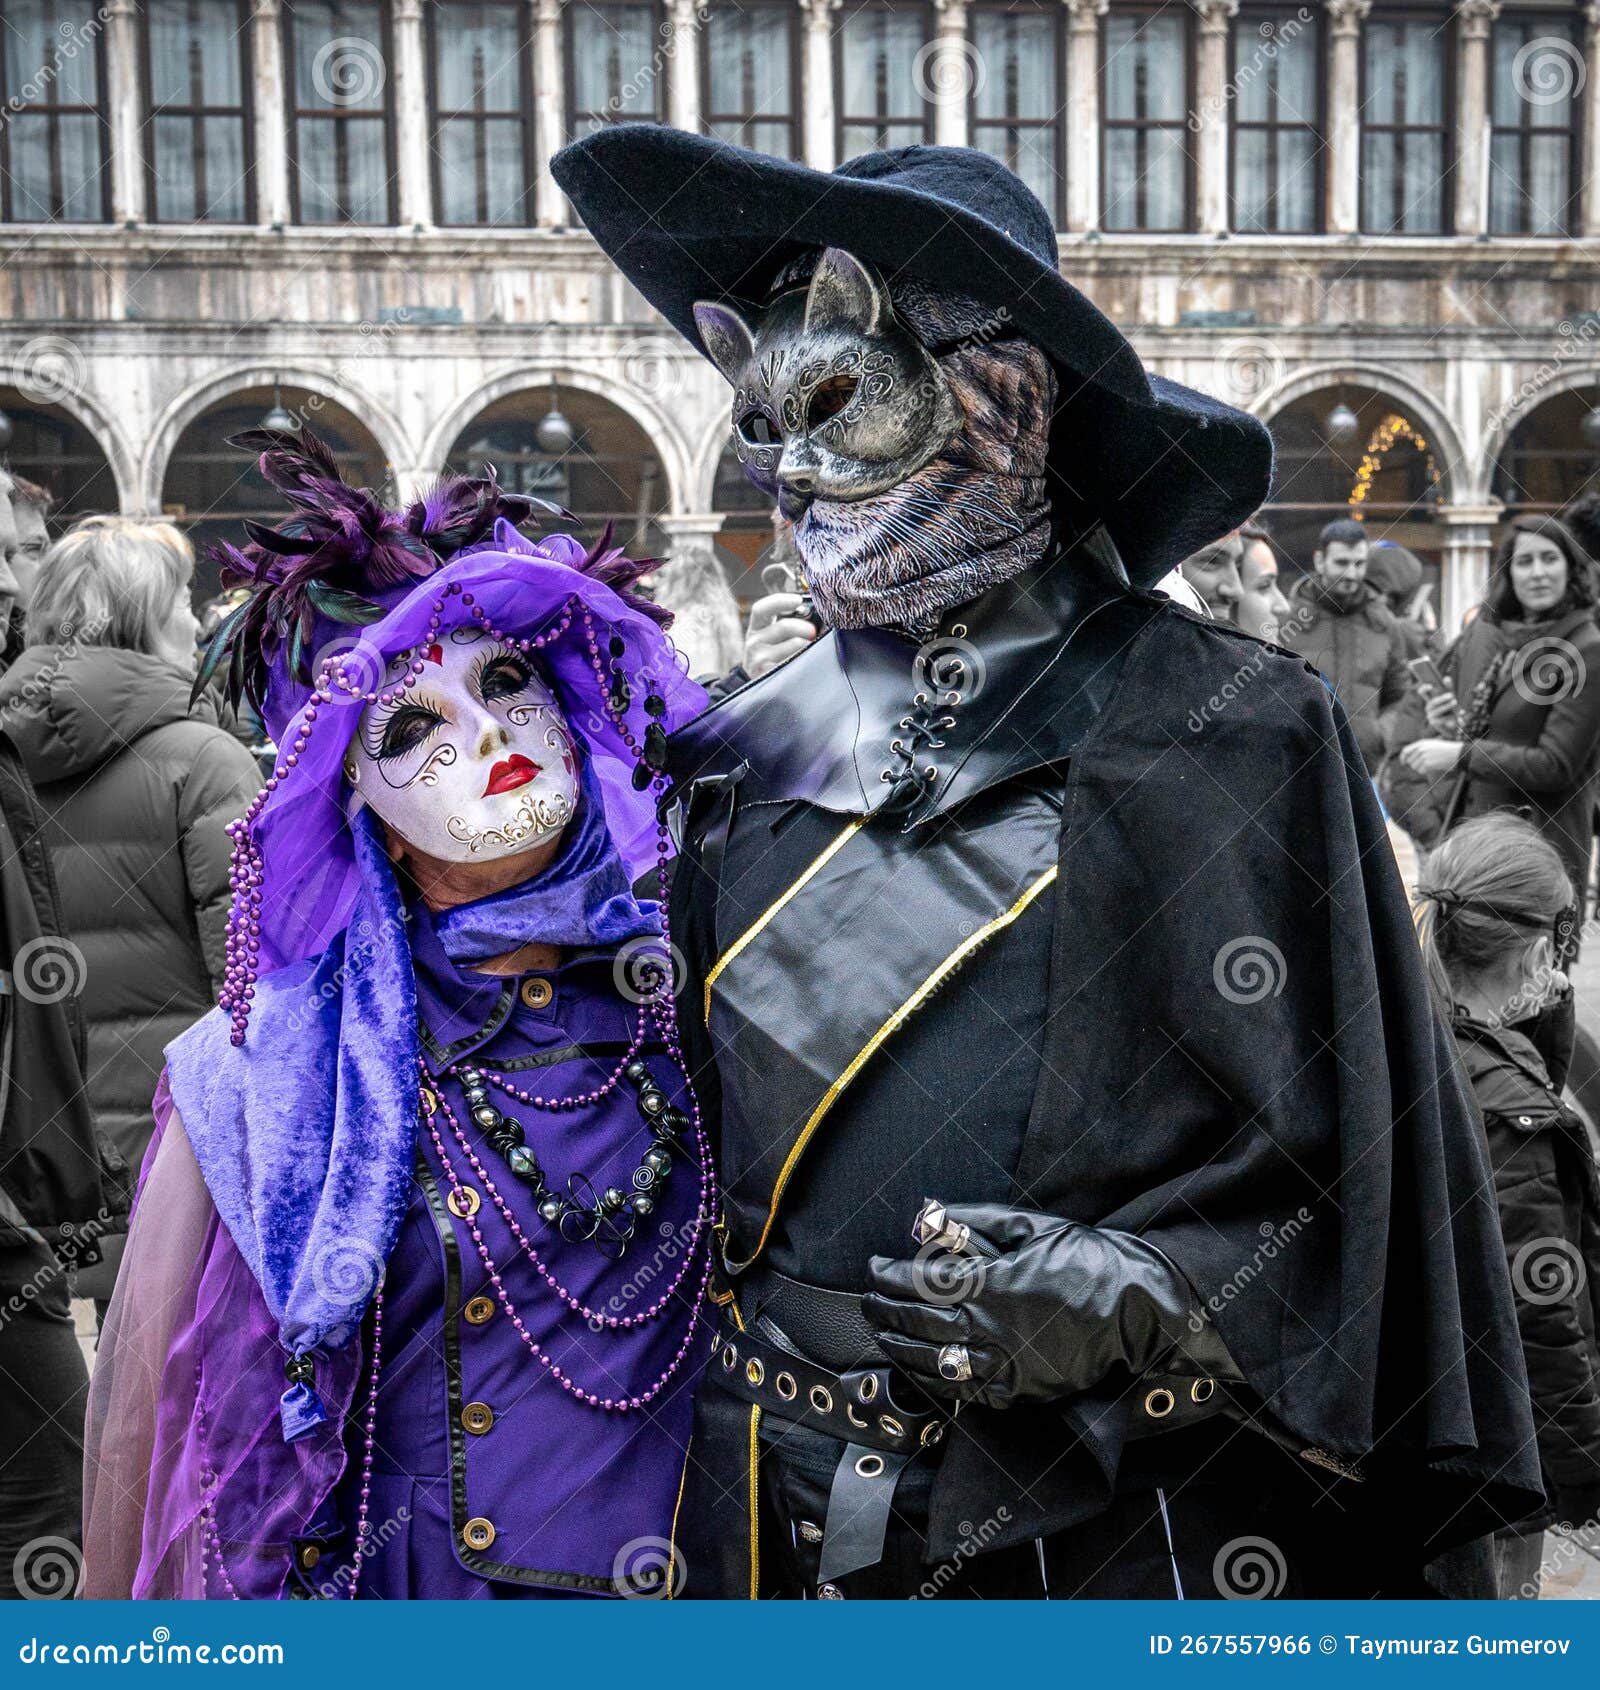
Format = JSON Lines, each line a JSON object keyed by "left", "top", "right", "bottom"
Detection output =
{"left": 712, "top": 1314, "right": 948, "bottom": 1458}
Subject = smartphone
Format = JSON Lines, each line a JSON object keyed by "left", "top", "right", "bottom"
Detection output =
{"left": 1408, "top": 655, "right": 1448, "bottom": 694}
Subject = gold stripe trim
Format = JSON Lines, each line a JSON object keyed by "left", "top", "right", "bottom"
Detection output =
{"left": 728, "top": 864, "right": 1060, "bottom": 1273}
{"left": 747, "top": 1405, "right": 762, "bottom": 1600}
{"left": 704, "top": 818, "right": 866, "bottom": 1023}
{"left": 665, "top": 1431, "right": 693, "bottom": 1601}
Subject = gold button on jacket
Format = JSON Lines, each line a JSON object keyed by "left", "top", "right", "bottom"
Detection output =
{"left": 462, "top": 1401, "right": 495, "bottom": 1435}
{"left": 462, "top": 1517, "right": 496, "bottom": 1552}
{"left": 463, "top": 1295, "right": 495, "bottom": 1325}
{"left": 520, "top": 976, "right": 553, "bottom": 1010}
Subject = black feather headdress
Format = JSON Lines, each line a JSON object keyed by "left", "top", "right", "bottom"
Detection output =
{"left": 194, "top": 422, "right": 668, "bottom": 714}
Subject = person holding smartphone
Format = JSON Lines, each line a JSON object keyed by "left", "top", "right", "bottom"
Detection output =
{"left": 1391, "top": 516, "right": 1600, "bottom": 901}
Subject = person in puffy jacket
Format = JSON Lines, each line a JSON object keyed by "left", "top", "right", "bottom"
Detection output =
{"left": 1281, "top": 518, "right": 1412, "bottom": 773}
{"left": 1416, "top": 812, "right": 1600, "bottom": 1599}
{"left": 0, "top": 517, "right": 261, "bottom": 1313}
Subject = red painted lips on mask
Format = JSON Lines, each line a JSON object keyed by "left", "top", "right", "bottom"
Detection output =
{"left": 482, "top": 753, "right": 542, "bottom": 797}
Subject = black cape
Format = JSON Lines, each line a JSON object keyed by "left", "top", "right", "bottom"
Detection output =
{"left": 667, "top": 565, "right": 1543, "bottom": 1571}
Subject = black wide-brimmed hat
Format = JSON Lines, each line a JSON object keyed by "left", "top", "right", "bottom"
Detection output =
{"left": 553, "top": 126, "right": 1272, "bottom": 586}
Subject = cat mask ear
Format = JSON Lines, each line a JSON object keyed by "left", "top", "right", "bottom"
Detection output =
{"left": 693, "top": 300, "right": 757, "bottom": 385}
{"left": 803, "top": 248, "right": 889, "bottom": 337}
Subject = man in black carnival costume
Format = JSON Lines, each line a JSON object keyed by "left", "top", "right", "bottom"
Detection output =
{"left": 554, "top": 130, "right": 1541, "bottom": 1598}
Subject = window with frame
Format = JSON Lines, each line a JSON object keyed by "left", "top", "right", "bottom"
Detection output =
{"left": 703, "top": 0, "right": 797, "bottom": 157}
{"left": 285, "top": 0, "right": 395, "bottom": 224}
{"left": 970, "top": 2, "right": 1065, "bottom": 226}
{"left": 429, "top": 0, "right": 534, "bottom": 224}
{"left": 567, "top": 0, "right": 665, "bottom": 136}
{"left": 1488, "top": 12, "right": 1581, "bottom": 235}
{"left": 1360, "top": 10, "right": 1452, "bottom": 233}
{"left": 144, "top": 0, "right": 254, "bottom": 223}
{"left": 1229, "top": 7, "right": 1322, "bottom": 232}
{"left": 0, "top": 0, "right": 109, "bottom": 222}
{"left": 1101, "top": 7, "right": 1193, "bottom": 232}
{"left": 837, "top": 3, "right": 934, "bottom": 158}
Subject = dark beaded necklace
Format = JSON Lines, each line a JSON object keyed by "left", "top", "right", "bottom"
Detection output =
{"left": 448, "top": 1054, "right": 692, "bottom": 1258}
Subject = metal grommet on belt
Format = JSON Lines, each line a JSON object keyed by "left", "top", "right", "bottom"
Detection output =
{"left": 920, "top": 1421, "right": 945, "bottom": 1448}
{"left": 818, "top": 1582, "right": 845, "bottom": 1599}
{"left": 745, "top": 1358, "right": 765, "bottom": 1386}
{"left": 879, "top": 1414, "right": 904, "bottom": 1439}
{"left": 1144, "top": 1386, "right": 1176, "bottom": 1418}
{"left": 809, "top": 1384, "right": 833, "bottom": 1414}
{"left": 721, "top": 1343, "right": 737, "bottom": 1371}
{"left": 846, "top": 1403, "right": 868, "bottom": 1428}
{"left": 775, "top": 1371, "right": 798, "bottom": 1401}
{"left": 854, "top": 1453, "right": 885, "bottom": 1478}
{"left": 857, "top": 1374, "right": 879, "bottom": 1404}
{"left": 1190, "top": 1377, "right": 1216, "bottom": 1404}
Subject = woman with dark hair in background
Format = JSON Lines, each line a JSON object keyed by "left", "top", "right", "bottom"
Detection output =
{"left": 1415, "top": 812, "right": 1600, "bottom": 1599}
{"left": 1392, "top": 515, "right": 1600, "bottom": 899}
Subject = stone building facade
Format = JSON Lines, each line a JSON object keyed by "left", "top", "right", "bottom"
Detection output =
{"left": 1, "top": 0, "right": 1598, "bottom": 663}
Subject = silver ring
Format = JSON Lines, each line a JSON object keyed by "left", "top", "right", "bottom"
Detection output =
{"left": 937, "top": 1342, "right": 973, "bottom": 1383}
{"left": 913, "top": 1198, "right": 970, "bottom": 1256}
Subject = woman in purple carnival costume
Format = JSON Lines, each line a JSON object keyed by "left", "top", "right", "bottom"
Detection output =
{"left": 81, "top": 428, "right": 713, "bottom": 1599}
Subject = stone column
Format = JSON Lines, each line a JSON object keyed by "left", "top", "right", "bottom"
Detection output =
{"left": 251, "top": 0, "right": 291, "bottom": 226}
{"left": 655, "top": 515, "right": 744, "bottom": 680}
{"left": 1583, "top": 3, "right": 1600, "bottom": 235}
{"left": 392, "top": 0, "right": 432, "bottom": 226}
{"left": 1325, "top": 0, "right": 1371, "bottom": 233}
{"left": 1453, "top": 0, "right": 1499, "bottom": 236}
{"left": 799, "top": 0, "right": 840, "bottom": 171}
{"left": 928, "top": 0, "right": 971, "bottom": 147}
{"left": 103, "top": 0, "right": 145, "bottom": 224}
{"left": 534, "top": 0, "right": 569, "bottom": 226}
{"left": 1194, "top": 0, "right": 1238, "bottom": 235}
{"left": 1063, "top": 0, "right": 1107, "bottom": 233}
{"left": 667, "top": 0, "right": 703, "bottom": 131}
{"left": 1439, "top": 503, "right": 1502, "bottom": 635}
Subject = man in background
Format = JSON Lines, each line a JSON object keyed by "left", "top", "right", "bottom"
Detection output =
{"left": 1176, "top": 530, "right": 1244, "bottom": 620}
{"left": 1283, "top": 517, "right": 1410, "bottom": 773}
{"left": 8, "top": 477, "right": 53, "bottom": 609}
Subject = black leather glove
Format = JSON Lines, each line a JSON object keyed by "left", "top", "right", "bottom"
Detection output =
{"left": 862, "top": 1201, "right": 1205, "bottom": 1410}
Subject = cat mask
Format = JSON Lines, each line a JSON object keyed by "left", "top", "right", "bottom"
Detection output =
{"left": 693, "top": 248, "right": 963, "bottom": 523}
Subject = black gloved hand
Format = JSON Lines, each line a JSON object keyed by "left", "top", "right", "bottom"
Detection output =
{"left": 861, "top": 1201, "right": 1200, "bottom": 1410}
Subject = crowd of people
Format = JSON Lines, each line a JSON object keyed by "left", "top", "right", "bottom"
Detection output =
{"left": 0, "top": 449, "right": 1598, "bottom": 1599}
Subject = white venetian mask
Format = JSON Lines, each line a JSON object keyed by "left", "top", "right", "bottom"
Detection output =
{"left": 345, "top": 626, "right": 579, "bottom": 864}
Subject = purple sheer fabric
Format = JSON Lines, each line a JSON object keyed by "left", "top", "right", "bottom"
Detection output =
{"left": 83, "top": 1082, "right": 360, "bottom": 1599}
